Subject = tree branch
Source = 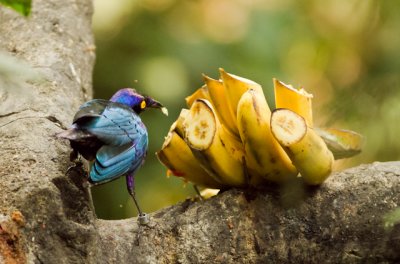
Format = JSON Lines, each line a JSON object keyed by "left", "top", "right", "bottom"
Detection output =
{"left": 0, "top": 0, "right": 95, "bottom": 262}
{"left": 94, "top": 162, "right": 400, "bottom": 263}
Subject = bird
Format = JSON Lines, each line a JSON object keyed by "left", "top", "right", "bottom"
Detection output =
{"left": 57, "top": 88, "right": 168, "bottom": 224}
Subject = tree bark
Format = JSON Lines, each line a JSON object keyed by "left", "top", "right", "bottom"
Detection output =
{"left": 0, "top": 0, "right": 95, "bottom": 263}
{"left": 94, "top": 162, "right": 400, "bottom": 264}
{"left": 1, "top": 1, "right": 400, "bottom": 264}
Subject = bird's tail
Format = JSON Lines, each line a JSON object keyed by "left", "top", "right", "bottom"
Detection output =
{"left": 56, "top": 125, "right": 92, "bottom": 141}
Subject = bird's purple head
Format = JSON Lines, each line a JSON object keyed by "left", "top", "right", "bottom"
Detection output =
{"left": 110, "top": 88, "right": 168, "bottom": 115}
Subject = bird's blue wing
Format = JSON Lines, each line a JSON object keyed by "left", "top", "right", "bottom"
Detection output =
{"left": 89, "top": 135, "right": 148, "bottom": 183}
{"left": 75, "top": 100, "right": 147, "bottom": 146}
{"left": 71, "top": 98, "right": 149, "bottom": 183}
{"left": 73, "top": 99, "right": 109, "bottom": 122}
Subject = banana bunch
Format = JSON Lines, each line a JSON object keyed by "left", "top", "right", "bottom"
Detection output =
{"left": 156, "top": 69, "right": 363, "bottom": 190}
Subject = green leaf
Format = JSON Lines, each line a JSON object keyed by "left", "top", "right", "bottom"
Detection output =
{"left": 0, "top": 0, "right": 32, "bottom": 16}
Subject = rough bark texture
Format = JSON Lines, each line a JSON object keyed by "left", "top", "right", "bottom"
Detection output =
{"left": 95, "top": 162, "right": 400, "bottom": 264}
{"left": 0, "top": 0, "right": 95, "bottom": 263}
{"left": 1, "top": 1, "right": 400, "bottom": 264}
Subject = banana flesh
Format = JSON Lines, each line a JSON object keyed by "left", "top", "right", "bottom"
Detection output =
{"left": 199, "top": 188, "right": 220, "bottom": 199}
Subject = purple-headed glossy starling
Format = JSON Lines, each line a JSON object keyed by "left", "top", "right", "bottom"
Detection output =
{"left": 57, "top": 88, "right": 168, "bottom": 224}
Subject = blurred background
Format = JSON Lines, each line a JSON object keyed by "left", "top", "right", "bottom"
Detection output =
{"left": 91, "top": 0, "right": 400, "bottom": 219}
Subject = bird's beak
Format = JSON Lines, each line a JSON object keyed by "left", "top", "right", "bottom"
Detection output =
{"left": 147, "top": 98, "right": 168, "bottom": 116}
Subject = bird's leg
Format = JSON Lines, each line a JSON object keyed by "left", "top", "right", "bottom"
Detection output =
{"left": 126, "top": 173, "right": 142, "bottom": 214}
{"left": 126, "top": 174, "right": 149, "bottom": 225}
{"left": 84, "top": 181, "right": 97, "bottom": 214}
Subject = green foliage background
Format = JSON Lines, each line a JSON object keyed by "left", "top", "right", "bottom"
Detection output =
{"left": 0, "top": 0, "right": 31, "bottom": 16}
{"left": 91, "top": 0, "right": 400, "bottom": 219}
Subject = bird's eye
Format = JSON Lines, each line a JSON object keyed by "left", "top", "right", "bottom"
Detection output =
{"left": 140, "top": 100, "right": 146, "bottom": 109}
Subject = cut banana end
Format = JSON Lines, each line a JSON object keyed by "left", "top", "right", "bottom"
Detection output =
{"left": 185, "top": 85, "right": 211, "bottom": 108}
{"left": 273, "top": 78, "right": 313, "bottom": 126}
{"left": 271, "top": 108, "right": 334, "bottom": 185}
{"left": 184, "top": 99, "right": 246, "bottom": 187}
{"left": 156, "top": 131, "right": 224, "bottom": 189}
{"left": 185, "top": 99, "right": 216, "bottom": 151}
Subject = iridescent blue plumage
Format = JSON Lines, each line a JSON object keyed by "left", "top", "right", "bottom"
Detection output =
{"left": 58, "top": 88, "right": 167, "bottom": 223}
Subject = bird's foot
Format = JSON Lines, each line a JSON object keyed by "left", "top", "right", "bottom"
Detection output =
{"left": 138, "top": 213, "right": 150, "bottom": 225}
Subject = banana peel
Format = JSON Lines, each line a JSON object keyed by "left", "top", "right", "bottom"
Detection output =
{"left": 203, "top": 74, "right": 239, "bottom": 137}
{"left": 156, "top": 131, "right": 224, "bottom": 189}
{"left": 219, "top": 68, "right": 264, "bottom": 120}
{"left": 237, "top": 89, "right": 298, "bottom": 183}
{"left": 274, "top": 78, "right": 313, "bottom": 126}
{"left": 185, "top": 85, "right": 211, "bottom": 107}
{"left": 315, "top": 127, "right": 364, "bottom": 159}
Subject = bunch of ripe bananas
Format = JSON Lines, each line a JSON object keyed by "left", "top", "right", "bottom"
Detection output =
{"left": 156, "top": 69, "right": 363, "bottom": 190}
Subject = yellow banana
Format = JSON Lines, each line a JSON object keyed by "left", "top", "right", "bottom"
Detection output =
{"left": 218, "top": 124, "right": 245, "bottom": 164}
{"left": 273, "top": 78, "right": 314, "bottom": 126}
{"left": 183, "top": 99, "right": 247, "bottom": 187}
{"left": 156, "top": 131, "right": 224, "bottom": 189}
{"left": 203, "top": 74, "right": 239, "bottom": 137}
{"left": 157, "top": 70, "right": 361, "bottom": 190}
{"left": 219, "top": 68, "right": 264, "bottom": 120}
{"left": 270, "top": 108, "right": 334, "bottom": 185}
{"left": 185, "top": 85, "right": 211, "bottom": 107}
{"left": 237, "top": 89, "right": 298, "bottom": 183}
